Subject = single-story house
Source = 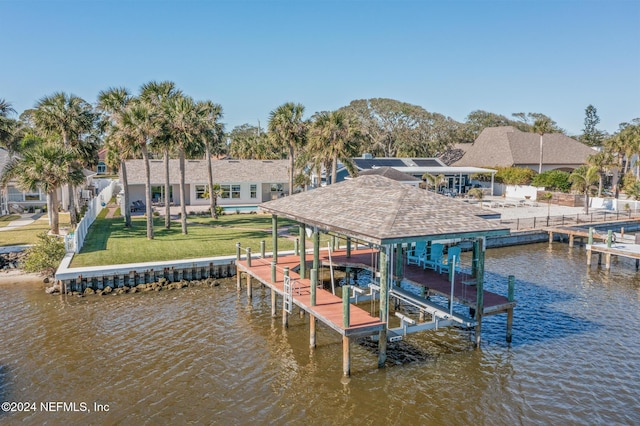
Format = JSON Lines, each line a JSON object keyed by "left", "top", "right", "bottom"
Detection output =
{"left": 0, "top": 147, "right": 98, "bottom": 215}
{"left": 454, "top": 126, "right": 597, "bottom": 172}
{"left": 331, "top": 154, "right": 497, "bottom": 195}
{"left": 122, "top": 158, "right": 290, "bottom": 208}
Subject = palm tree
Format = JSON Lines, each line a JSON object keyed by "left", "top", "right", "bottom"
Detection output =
{"left": 309, "top": 110, "right": 360, "bottom": 185}
{"left": 1, "top": 142, "right": 84, "bottom": 234}
{"left": 569, "top": 165, "right": 599, "bottom": 214}
{"left": 268, "top": 102, "right": 306, "bottom": 195}
{"left": 120, "top": 101, "right": 159, "bottom": 239}
{"left": 32, "top": 93, "right": 95, "bottom": 226}
{"left": 587, "top": 151, "right": 614, "bottom": 198}
{"left": 140, "top": 81, "right": 182, "bottom": 229}
{"left": 532, "top": 118, "right": 555, "bottom": 174}
{"left": 0, "top": 99, "right": 19, "bottom": 152}
{"left": 197, "top": 101, "right": 225, "bottom": 218}
{"left": 97, "top": 87, "right": 135, "bottom": 227}
{"left": 165, "top": 95, "right": 205, "bottom": 234}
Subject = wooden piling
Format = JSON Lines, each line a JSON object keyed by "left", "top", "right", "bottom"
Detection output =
{"left": 605, "top": 253, "right": 612, "bottom": 270}
{"left": 310, "top": 314, "right": 316, "bottom": 348}
{"left": 260, "top": 240, "right": 265, "bottom": 258}
{"left": 343, "top": 285, "right": 350, "bottom": 328}
{"left": 282, "top": 266, "right": 289, "bottom": 328}
{"left": 378, "top": 249, "right": 388, "bottom": 368}
{"left": 475, "top": 238, "right": 485, "bottom": 348}
{"left": 310, "top": 268, "right": 317, "bottom": 348}
{"left": 587, "top": 248, "right": 592, "bottom": 266}
{"left": 247, "top": 247, "right": 252, "bottom": 267}
{"left": 271, "top": 288, "right": 277, "bottom": 317}
{"left": 569, "top": 234, "right": 574, "bottom": 248}
{"left": 607, "top": 230, "right": 613, "bottom": 248}
{"left": 343, "top": 336, "right": 350, "bottom": 377}
{"left": 272, "top": 216, "right": 278, "bottom": 263}
{"left": 236, "top": 242, "right": 242, "bottom": 290}
{"left": 299, "top": 225, "right": 306, "bottom": 279}
{"left": 506, "top": 275, "right": 515, "bottom": 343}
{"left": 246, "top": 269, "right": 252, "bottom": 299}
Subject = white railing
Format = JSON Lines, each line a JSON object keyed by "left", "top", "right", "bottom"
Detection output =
{"left": 65, "top": 180, "right": 117, "bottom": 253}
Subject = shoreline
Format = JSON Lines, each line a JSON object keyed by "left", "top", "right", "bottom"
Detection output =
{"left": 0, "top": 269, "right": 48, "bottom": 285}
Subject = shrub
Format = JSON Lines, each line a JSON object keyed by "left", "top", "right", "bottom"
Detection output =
{"left": 21, "top": 232, "right": 66, "bottom": 276}
{"left": 531, "top": 170, "right": 571, "bottom": 192}
{"left": 468, "top": 188, "right": 484, "bottom": 199}
{"left": 495, "top": 167, "right": 536, "bottom": 185}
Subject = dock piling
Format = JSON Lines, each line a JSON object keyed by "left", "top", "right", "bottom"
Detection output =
{"left": 282, "top": 267, "right": 289, "bottom": 328}
{"left": 506, "top": 275, "right": 515, "bottom": 343}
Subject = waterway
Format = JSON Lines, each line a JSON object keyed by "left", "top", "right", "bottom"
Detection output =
{"left": 1, "top": 243, "right": 639, "bottom": 425}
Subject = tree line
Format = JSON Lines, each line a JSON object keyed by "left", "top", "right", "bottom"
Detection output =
{"left": 1, "top": 86, "right": 639, "bottom": 237}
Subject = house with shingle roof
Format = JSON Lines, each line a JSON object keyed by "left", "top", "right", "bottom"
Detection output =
{"left": 454, "top": 126, "right": 596, "bottom": 172}
{"left": 354, "top": 167, "right": 422, "bottom": 186}
{"left": 122, "top": 159, "right": 290, "bottom": 207}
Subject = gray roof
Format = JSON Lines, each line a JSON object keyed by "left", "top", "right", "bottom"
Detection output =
{"left": 454, "top": 126, "right": 596, "bottom": 168}
{"left": 260, "top": 175, "right": 510, "bottom": 245}
{"left": 358, "top": 167, "right": 421, "bottom": 182}
{"left": 123, "top": 159, "right": 289, "bottom": 184}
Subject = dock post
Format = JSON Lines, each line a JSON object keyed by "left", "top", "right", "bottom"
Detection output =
{"left": 299, "top": 225, "right": 306, "bottom": 279}
{"left": 621, "top": 227, "right": 625, "bottom": 238}
{"left": 343, "top": 284, "right": 350, "bottom": 328}
{"left": 345, "top": 267, "right": 351, "bottom": 286}
{"left": 246, "top": 271, "right": 252, "bottom": 299}
{"left": 236, "top": 243, "right": 242, "bottom": 291}
{"left": 588, "top": 228, "right": 594, "bottom": 245}
{"left": 331, "top": 235, "right": 335, "bottom": 252}
{"left": 247, "top": 247, "right": 252, "bottom": 267}
{"left": 378, "top": 249, "right": 388, "bottom": 368}
{"left": 548, "top": 232, "right": 553, "bottom": 244}
{"left": 313, "top": 230, "right": 320, "bottom": 272}
{"left": 272, "top": 215, "right": 278, "bottom": 263}
{"left": 271, "top": 261, "right": 277, "bottom": 316}
{"left": 310, "top": 269, "right": 317, "bottom": 348}
{"left": 395, "top": 243, "right": 403, "bottom": 286}
{"left": 569, "top": 234, "right": 574, "bottom": 248}
{"left": 283, "top": 267, "right": 289, "bottom": 328}
{"left": 294, "top": 238, "right": 298, "bottom": 256}
{"left": 343, "top": 336, "right": 351, "bottom": 377}
{"left": 587, "top": 248, "right": 592, "bottom": 266}
{"left": 607, "top": 230, "right": 613, "bottom": 248}
{"left": 260, "top": 240, "right": 265, "bottom": 258}
{"left": 636, "top": 259, "right": 639, "bottom": 270}
{"left": 342, "top": 282, "right": 351, "bottom": 377}
{"left": 506, "top": 275, "right": 515, "bottom": 343}
{"left": 475, "top": 238, "right": 485, "bottom": 348}
{"left": 605, "top": 253, "right": 612, "bottom": 270}
{"left": 346, "top": 237, "right": 351, "bottom": 258}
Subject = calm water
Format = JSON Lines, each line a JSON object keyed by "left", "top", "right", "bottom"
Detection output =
{"left": 1, "top": 243, "right": 640, "bottom": 425}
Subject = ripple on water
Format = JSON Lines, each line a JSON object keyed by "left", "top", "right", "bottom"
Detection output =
{"left": 1, "top": 243, "right": 640, "bottom": 425}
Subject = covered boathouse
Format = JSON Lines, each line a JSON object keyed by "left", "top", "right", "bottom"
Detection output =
{"left": 235, "top": 175, "right": 516, "bottom": 376}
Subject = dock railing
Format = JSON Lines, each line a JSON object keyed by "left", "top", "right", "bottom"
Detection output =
{"left": 498, "top": 210, "right": 640, "bottom": 231}
{"left": 65, "top": 180, "right": 117, "bottom": 253}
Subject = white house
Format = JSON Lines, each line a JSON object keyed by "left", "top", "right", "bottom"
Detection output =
{"left": 122, "top": 158, "right": 290, "bottom": 208}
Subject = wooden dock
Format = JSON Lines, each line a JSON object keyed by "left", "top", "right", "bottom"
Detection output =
{"left": 587, "top": 242, "right": 640, "bottom": 270}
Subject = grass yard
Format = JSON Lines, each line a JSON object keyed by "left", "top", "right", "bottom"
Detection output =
{"left": 0, "top": 213, "right": 71, "bottom": 246}
{"left": 70, "top": 213, "right": 299, "bottom": 267}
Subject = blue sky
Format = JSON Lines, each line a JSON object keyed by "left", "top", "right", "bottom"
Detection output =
{"left": 1, "top": 0, "right": 638, "bottom": 136}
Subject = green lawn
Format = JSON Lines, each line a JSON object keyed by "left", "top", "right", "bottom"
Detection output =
{"left": 0, "top": 215, "right": 21, "bottom": 225}
{"left": 70, "top": 213, "right": 299, "bottom": 267}
{"left": 0, "top": 213, "right": 71, "bottom": 246}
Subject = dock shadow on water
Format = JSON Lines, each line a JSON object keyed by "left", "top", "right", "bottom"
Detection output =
{"left": 1, "top": 241, "right": 640, "bottom": 425}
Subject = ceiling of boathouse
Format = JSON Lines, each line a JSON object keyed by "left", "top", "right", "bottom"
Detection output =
{"left": 260, "top": 175, "right": 510, "bottom": 246}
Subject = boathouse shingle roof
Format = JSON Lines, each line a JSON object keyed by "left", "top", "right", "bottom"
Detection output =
{"left": 123, "top": 159, "right": 289, "bottom": 184}
{"left": 260, "top": 175, "right": 509, "bottom": 245}
{"left": 454, "top": 126, "right": 595, "bottom": 168}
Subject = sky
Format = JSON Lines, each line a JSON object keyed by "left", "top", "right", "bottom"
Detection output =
{"left": 1, "top": 0, "right": 639, "bottom": 137}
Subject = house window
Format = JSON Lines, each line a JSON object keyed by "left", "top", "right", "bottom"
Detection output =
{"left": 195, "top": 184, "right": 208, "bottom": 200}
{"left": 270, "top": 183, "right": 283, "bottom": 193}
{"left": 221, "top": 184, "right": 241, "bottom": 199}
{"left": 97, "top": 162, "right": 106, "bottom": 174}
{"left": 250, "top": 184, "right": 257, "bottom": 199}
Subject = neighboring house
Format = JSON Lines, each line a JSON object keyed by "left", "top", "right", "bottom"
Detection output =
{"left": 96, "top": 148, "right": 112, "bottom": 175}
{"left": 0, "top": 147, "right": 97, "bottom": 215}
{"left": 454, "top": 126, "right": 596, "bottom": 172}
{"left": 332, "top": 154, "right": 496, "bottom": 196}
{"left": 354, "top": 167, "right": 422, "bottom": 187}
{"left": 122, "top": 159, "right": 290, "bottom": 207}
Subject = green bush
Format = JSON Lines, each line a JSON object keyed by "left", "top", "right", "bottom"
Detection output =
{"left": 622, "top": 173, "right": 637, "bottom": 192}
{"left": 495, "top": 167, "right": 535, "bottom": 185}
{"left": 531, "top": 170, "right": 571, "bottom": 192}
{"left": 21, "top": 232, "right": 66, "bottom": 276}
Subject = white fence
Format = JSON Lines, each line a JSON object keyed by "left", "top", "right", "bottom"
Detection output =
{"left": 65, "top": 180, "right": 117, "bottom": 253}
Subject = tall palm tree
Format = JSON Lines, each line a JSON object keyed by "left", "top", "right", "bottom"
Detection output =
{"left": 569, "top": 165, "right": 599, "bottom": 214}
{"left": 587, "top": 151, "right": 614, "bottom": 198}
{"left": 0, "top": 99, "right": 19, "bottom": 152}
{"left": 140, "top": 81, "right": 182, "bottom": 229}
{"left": 309, "top": 110, "right": 360, "bottom": 185}
{"left": 197, "top": 100, "right": 225, "bottom": 218}
{"left": 120, "top": 102, "right": 159, "bottom": 239}
{"left": 165, "top": 95, "right": 204, "bottom": 234}
{"left": 1, "top": 142, "right": 84, "bottom": 234}
{"left": 97, "top": 87, "right": 135, "bottom": 227}
{"left": 532, "top": 118, "right": 555, "bottom": 174}
{"left": 268, "top": 102, "right": 306, "bottom": 195}
{"left": 32, "top": 93, "right": 95, "bottom": 226}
